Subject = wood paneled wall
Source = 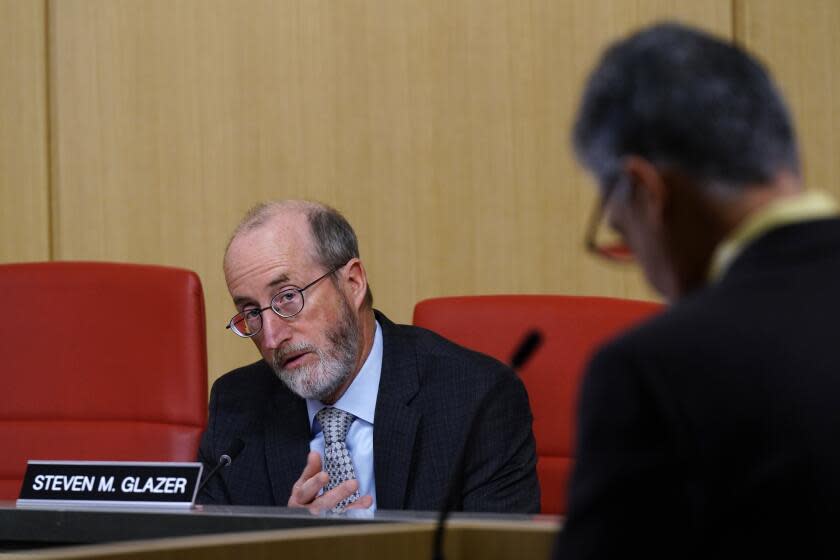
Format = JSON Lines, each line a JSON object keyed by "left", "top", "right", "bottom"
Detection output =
{"left": 1, "top": 1, "right": 836, "bottom": 386}
{"left": 735, "top": 0, "right": 840, "bottom": 194}
{"left": 0, "top": 0, "right": 49, "bottom": 262}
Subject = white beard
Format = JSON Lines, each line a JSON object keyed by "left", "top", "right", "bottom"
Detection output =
{"left": 272, "top": 295, "right": 360, "bottom": 401}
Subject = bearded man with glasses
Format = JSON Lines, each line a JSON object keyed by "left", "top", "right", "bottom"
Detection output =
{"left": 197, "top": 200, "right": 539, "bottom": 514}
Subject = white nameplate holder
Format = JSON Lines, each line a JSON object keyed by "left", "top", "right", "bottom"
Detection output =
{"left": 16, "top": 460, "right": 203, "bottom": 509}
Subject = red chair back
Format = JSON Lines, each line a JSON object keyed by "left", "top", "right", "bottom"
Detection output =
{"left": 0, "top": 262, "right": 208, "bottom": 500}
{"left": 413, "top": 295, "right": 661, "bottom": 514}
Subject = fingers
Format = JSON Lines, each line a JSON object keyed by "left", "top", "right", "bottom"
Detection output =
{"left": 313, "top": 479, "right": 372, "bottom": 512}
{"left": 299, "top": 451, "right": 322, "bottom": 481}
{"left": 345, "top": 494, "right": 373, "bottom": 510}
{"left": 287, "top": 452, "right": 328, "bottom": 507}
{"left": 287, "top": 453, "right": 373, "bottom": 512}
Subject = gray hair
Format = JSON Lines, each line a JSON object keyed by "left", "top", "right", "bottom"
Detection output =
{"left": 230, "top": 200, "right": 373, "bottom": 307}
{"left": 573, "top": 22, "right": 800, "bottom": 190}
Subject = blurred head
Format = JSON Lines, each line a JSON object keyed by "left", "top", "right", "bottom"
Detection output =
{"left": 574, "top": 22, "right": 801, "bottom": 300}
{"left": 224, "top": 200, "right": 374, "bottom": 402}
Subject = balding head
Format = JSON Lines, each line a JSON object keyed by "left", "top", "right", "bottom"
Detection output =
{"left": 226, "top": 200, "right": 372, "bottom": 308}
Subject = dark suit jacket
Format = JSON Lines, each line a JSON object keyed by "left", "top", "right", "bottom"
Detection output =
{"left": 198, "top": 311, "right": 540, "bottom": 513}
{"left": 555, "top": 219, "right": 840, "bottom": 559}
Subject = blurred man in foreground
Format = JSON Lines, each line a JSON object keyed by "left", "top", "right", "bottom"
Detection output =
{"left": 556, "top": 22, "right": 840, "bottom": 558}
{"left": 198, "top": 200, "right": 539, "bottom": 513}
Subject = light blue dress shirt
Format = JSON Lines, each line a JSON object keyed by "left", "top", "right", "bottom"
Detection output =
{"left": 306, "top": 320, "right": 382, "bottom": 511}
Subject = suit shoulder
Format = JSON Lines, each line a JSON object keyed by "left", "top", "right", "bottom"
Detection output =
{"left": 596, "top": 290, "right": 722, "bottom": 357}
{"left": 388, "top": 321, "right": 516, "bottom": 385}
{"left": 586, "top": 288, "right": 746, "bottom": 399}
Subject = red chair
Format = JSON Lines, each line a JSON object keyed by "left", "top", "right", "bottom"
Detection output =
{"left": 413, "top": 295, "right": 661, "bottom": 514}
{"left": 0, "top": 262, "right": 208, "bottom": 500}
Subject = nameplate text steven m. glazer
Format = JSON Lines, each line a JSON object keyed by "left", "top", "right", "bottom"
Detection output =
{"left": 16, "top": 461, "right": 203, "bottom": 508}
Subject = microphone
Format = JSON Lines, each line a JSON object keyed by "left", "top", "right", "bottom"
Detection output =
{"left": 509, "top": 330, "right": 543, "bottom": 371}
{"left": 196, "top": 438, "right": 245, "bottom": 497}
{"left": 432, "top": 330, "right": 543, "bottom": 560}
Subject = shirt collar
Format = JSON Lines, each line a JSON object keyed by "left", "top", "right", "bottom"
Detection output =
{"left": 708, "top": 190, "right": 839, "bottom": 282}
{"left": 307, "top": 320, "right": 383, "bottom": 431}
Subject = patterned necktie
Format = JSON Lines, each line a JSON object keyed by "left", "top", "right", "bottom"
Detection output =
{"left": 316, "top": 406, "right": 360, "bottom": 511}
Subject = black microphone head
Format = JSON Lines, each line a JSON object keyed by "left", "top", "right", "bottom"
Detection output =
{"left": 509, "top": 330, "right": 543, "bottom": 371}
{"left": 220, "top": 438, "right": 246, "bottom": 466}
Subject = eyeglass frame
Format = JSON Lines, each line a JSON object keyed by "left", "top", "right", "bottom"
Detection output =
{"left": 225, "top": 262, "right": 347, "bottom": 338}
{"left": 583, "top": 173, "right": 634, "bottom": 261}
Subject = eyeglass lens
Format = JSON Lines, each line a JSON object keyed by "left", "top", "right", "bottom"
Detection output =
{"left": 230, "top": 309, "right": 262, "bottom": 337}
{"left": 586, "top": 176, "right": 634, "bottom": 261}
{"left": 229, "top": 290, "right": 305, "bottom": 337}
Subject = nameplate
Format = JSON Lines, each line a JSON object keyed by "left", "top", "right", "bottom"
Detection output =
{"left": 16, "top": 461, "right": 203, "bottom": 509}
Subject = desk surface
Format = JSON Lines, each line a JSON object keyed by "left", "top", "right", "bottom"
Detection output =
{"left": 0, "top": 501, "right": 559, "bottom": 549}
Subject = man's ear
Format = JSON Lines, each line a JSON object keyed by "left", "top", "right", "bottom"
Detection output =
{"left": 341, "top": 258, "right": 369, "bottom": 311}
{"left": 622, "top": 155, "right": 669, "bottom": 229}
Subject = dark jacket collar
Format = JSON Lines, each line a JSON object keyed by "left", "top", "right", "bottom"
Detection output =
{"left": 722, "top": 217, "right": 840, "bottom": 283}
{"left": 372, "top": 310, "right": 422, "bottom": 510}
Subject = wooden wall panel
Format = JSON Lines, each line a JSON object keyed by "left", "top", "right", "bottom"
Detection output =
{"left": 735, "top": 0, "right": 840, "bottom": 200}
{"left": 0, "top": 0, "right": 49, "bottom": 263}
{"left": 49, "top": 1, "right": 730, "bottom": 385}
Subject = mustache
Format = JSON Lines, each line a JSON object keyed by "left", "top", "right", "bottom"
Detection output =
{"left": 272, "top": 342, "right": 318, "bottom": 370}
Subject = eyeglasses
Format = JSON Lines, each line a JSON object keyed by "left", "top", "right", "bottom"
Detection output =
{"left": 584, "top": 174, "right": 634, "bottom": 261}
{"left": 226, "top": 264, "right": 345, "bottom": 338}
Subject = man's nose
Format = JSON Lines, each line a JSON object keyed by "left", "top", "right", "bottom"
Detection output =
{"left": 259, "top": 310, "right": 293, "bottom": 347}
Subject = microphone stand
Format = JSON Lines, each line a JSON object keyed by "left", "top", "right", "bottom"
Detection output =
{"left": 196, "top": 438, "right": 245, "bottom": 498}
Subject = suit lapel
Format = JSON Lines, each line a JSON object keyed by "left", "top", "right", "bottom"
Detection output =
{"left": 373, "top": 312, "right": 421, "bottom": 510}
{"left": 264, "top": 385, "right": 311, "bottom": 505}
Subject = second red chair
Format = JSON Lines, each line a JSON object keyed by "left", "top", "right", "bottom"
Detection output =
{"left": 413, "top": 294, "right": 661, "bottom": 515}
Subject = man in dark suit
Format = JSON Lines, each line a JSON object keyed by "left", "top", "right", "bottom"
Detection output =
{"left": 555, "top": 23, "right": 840, "bottom": 558}
{"left": 198, "top": 200, "right": 539, "bottom": 513}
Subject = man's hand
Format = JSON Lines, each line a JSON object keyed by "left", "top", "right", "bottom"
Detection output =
{"left": 287, "top": 451, "right": 373, "bottom": 513}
